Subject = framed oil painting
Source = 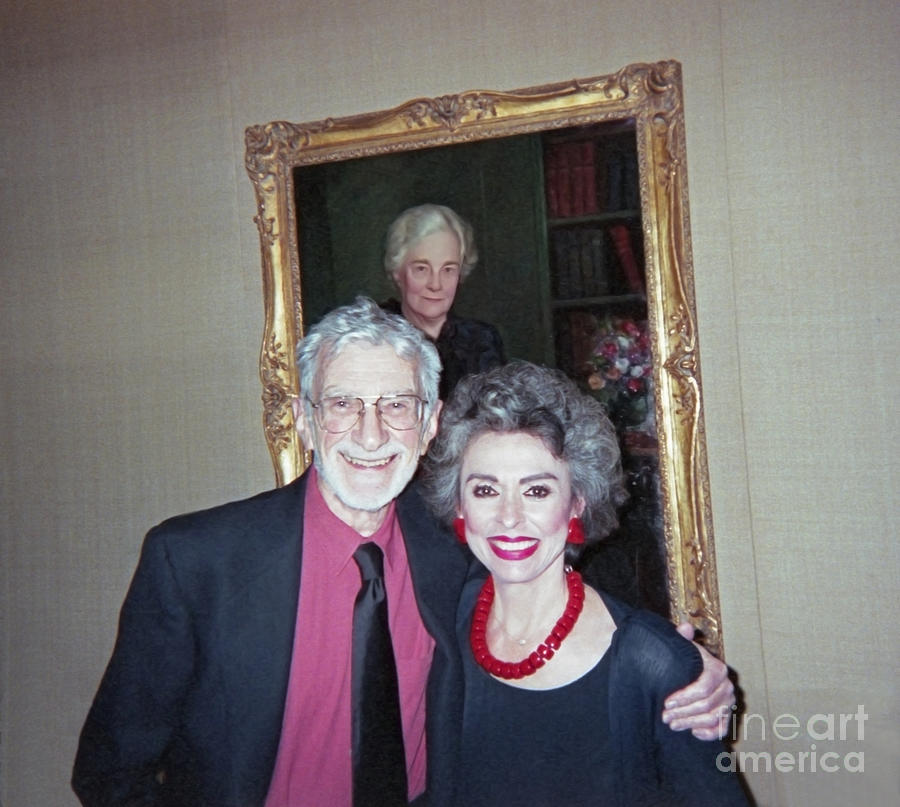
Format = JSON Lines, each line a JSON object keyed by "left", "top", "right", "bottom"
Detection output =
{"left": 245, "top": 60, "right": 724, "bottom": 656}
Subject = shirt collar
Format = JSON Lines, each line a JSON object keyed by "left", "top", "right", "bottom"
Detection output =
{"left": 305, "top": 466, "right": 401, "bottom": 577}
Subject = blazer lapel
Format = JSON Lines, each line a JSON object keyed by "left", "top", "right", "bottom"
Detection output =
{"left": 396, "top": 482, "right": 467, "bottom": 647}
{"left": 396, "top": 483, "right": 470, "bottom": 805}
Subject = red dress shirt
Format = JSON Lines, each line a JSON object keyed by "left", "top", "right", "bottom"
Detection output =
{"left": 264, "top": 468, "right": 435, "bottom": 806}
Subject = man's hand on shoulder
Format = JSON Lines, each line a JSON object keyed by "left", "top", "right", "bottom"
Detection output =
{"left": 661, "top": 622, "right": 735, "bottom": 740}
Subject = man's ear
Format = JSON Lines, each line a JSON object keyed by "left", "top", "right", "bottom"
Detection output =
{"left": 419, "top": 399, "right": 443, "bottom": 454}
{"left": 291, "top": 396, "right": 314, "bottom": 447}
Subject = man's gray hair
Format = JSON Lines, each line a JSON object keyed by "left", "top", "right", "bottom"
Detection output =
{"left": 296, "top": 296, "right": 441, "bottom": 422}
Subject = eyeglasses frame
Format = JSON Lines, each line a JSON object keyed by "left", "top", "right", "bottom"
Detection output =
{"left": 305, "top": 393, "right": 426, "bottom": 434}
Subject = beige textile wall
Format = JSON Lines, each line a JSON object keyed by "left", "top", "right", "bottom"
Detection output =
{"left": 2, "top": 1, "right": 897, "bottom": 805}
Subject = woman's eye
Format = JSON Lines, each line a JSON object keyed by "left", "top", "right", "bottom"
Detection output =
{"left": 524, "top": 485, "right": 551, "bottom": 499}
{"left": 442, "top": 264, "right": 459, "bottom": 274}
{"left": 472, "top": 484, "right": 496, "bottom": 498}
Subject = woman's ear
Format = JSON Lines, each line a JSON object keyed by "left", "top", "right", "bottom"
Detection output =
{"left": 571, "top": 495, "right": 586, "bottom": 519}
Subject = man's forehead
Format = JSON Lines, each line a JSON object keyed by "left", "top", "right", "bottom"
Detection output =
{"left": 317, "top": 341, "right": 417, "bottom": 393}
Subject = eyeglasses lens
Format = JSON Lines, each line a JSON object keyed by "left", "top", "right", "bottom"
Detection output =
{"left": 318, "top": 396, "right": 421, "bottom": 432}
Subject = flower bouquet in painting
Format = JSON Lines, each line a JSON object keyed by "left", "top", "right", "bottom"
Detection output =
{"left": 584, "top": 316, "right": 654, "bottom": 431}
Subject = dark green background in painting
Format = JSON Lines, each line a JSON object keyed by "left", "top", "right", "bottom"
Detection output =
{"left": 294, "top": 134, "right": 555, "bottom": 367}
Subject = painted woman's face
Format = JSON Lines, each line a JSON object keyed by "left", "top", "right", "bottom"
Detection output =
{"left": 458, "top": 431, "right": 583, "bottom": 586}
{"left": 394, "top": 229, "right": 461, "bottom": 325}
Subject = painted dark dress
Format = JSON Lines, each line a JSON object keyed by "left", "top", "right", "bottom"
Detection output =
{"left": 381, "top": 299, "right": 505, "bottom": 399}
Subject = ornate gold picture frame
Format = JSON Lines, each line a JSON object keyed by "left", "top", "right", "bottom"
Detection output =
{"left": 245, "top": 60, "right": 723, "bottom": 656}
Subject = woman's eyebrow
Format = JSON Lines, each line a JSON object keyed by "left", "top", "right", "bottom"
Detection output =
{"left": 463, "top": 471, "right": 559, "bottom": 484}
{"left": 463, "top": 472, "right": 498, "bottom": 484}
{"left": 520, "top": 472, "right": 559, "bottom": 484}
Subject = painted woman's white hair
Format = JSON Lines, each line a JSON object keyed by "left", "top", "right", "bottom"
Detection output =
{"left": 383, "top": 204, "right": 478, "bottom": 282}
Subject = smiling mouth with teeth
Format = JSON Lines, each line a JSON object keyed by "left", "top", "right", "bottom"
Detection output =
{"left": 486, "top": 535, "right": 540, "bottom": 561}
{"left": 490, "top": 536, "right": 538, "bottom": 548}
{"left": 342, "top": 454, "right": 396, "bottom": 469}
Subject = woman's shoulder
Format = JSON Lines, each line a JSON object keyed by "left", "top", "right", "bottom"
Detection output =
{"left": 380, "top": 297, "right": 403, "bottom": 315}
{"left": 598, "top": 590, "right": 702, "bottom": 695}
{"left": 439, "top": 315, "right": 506, "bottom": 384}
{"left": 444, "top": 313, "right": 503, "bottom": 344}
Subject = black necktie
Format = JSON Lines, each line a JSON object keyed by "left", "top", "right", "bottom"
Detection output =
{"left": 351, "top": 542, "right": 408, "bottom": 807}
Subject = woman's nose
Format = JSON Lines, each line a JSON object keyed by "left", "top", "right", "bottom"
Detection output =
{"left": 498, "top": 493, "right": 523, "bottom": 528}
{"left": 426, "top": 269, "right": 443, "bottom": 290}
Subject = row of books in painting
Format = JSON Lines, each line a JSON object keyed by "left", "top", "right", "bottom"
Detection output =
{"left": 550, "top": 223, "right": 644, "bottom": 300}
{"left": 544, "top": 139, "right": 640, "bottom": 219}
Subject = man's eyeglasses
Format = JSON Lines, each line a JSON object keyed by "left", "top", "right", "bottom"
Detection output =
{"left": 307, "top": 395, "right": 425, "bottom": 433}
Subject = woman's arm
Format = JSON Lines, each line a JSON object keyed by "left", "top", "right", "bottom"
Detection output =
{"left": 610, "top": 610, "right": 749, "bottom": 806}
{"left": 662, "top": 623, "right": 735, "bottom": 739}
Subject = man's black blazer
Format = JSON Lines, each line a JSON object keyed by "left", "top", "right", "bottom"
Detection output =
{"left": 72, "top": 472, "right": 468, "bottom": 806}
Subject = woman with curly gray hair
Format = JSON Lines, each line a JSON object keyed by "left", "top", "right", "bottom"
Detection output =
{"left": 423, "top": 362, "right": 747, "bottom": 807}
{"left": 425, "top": 361, "right": 626, "bottom": 564}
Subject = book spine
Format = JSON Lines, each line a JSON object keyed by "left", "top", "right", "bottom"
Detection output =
{"left": 609, "top": 223, "right": 643, "bottom": 293}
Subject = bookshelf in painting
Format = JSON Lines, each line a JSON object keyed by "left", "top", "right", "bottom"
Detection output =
{"left": 542, "top": 123, "right": 665, "bottom": 615}
{"left": 542, "top": 123, "right": 651, "bottom": 434}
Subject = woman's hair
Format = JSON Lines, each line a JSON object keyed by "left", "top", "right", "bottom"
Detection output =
{"left": 423, "top": 362, "right": 627, "bottom": 559}
{"left": 296, "top": 296, "right": 441, "bottom": 424}
{"left": 383, "top": 203, "right": 479, "bottom": 283}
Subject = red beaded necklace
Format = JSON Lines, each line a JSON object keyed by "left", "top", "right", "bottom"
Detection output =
{"left": 469, "top": 568, "right": 585, "bottom": 680}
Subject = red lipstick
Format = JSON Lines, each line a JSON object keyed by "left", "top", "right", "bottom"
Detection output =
{"left": 486, "top": 535, "right": 539, "bottom": 561}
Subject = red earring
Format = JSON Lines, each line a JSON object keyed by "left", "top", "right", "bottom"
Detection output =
{"left": 453, "top": 517, "right": 467, "bottom": 544}
{"left": 567, "top": 517, "right": 585, "bottom": 545}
